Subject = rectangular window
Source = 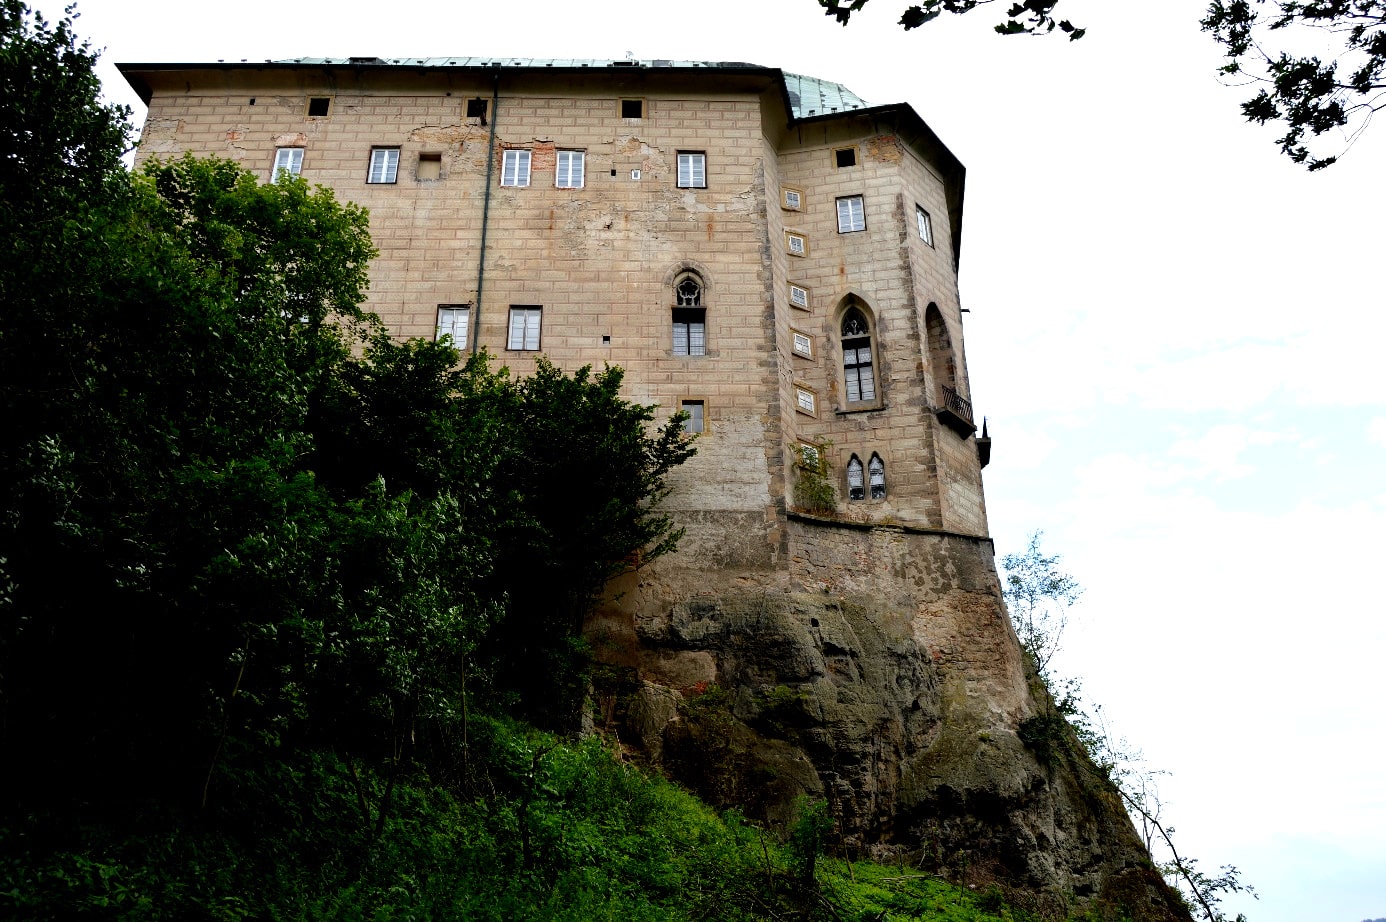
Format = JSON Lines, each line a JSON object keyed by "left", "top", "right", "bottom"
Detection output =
{"left": 916, "top": 205, "right": 934, "bottom": 246}
{"left": 796, "top": 387, "right": 817, "bottom": 415}
{"left": 791, "top": 330, "right": 814, "bottom": 358}
{"left": 786, "top": 232, "right": 807, "bottom": 256}
{"left": 835, "top": 147, "right": 857, "bottom": 168}
{"left": 501, "top": 149, "right": 531, "bottom": 187}
{"left": 789, "top": 284, "right": 810, "bottom": 310}
{"left": 466, "top": 98, "right": 488, "bottom": 120}
{"left": 672, "top": 308, "right": 706, "bottom": 356}
{"left": 837, "top": 195, "right": 866, "bottom": 233}
{"left": 507, "top": 305, "right": 542, "bottom": 350}
{"left": 681, "top": 399, "right": 705, "bottom": 434}
{"left": 677, "top": 152, "right": 706, "bottom": 189}
{"left": 367, "top": 148, "right": 400, "bottom": 184}
{"left": 272, "top": 147, "right": 304, "bottom": 181}
{"left": 307, "top": 97, "right": 331, "bottom": 117}
{"left": 556, "top": 150, "right": 585, "bottom": 189}
{"left": 417, "top": 153, "right": 442, "bottom": 181}
{"left": 798, "top": 442, "right": 820, "bottom": 468}
{"left": 621, "top": 98, "right": 643, "bottom": 119}
{"left": 782, "top": 187, "right": 803, "bottom": 210}
{"left": 436, "top": 304, "right": 470, "bottom": 348}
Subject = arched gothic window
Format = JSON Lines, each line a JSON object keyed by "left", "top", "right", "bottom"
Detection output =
{"left": 847, "top": 455, "right": 865, "bottom": 501}
{"left": 868, "top": 453, "right": 886, "bottom": 499}
{"left": 673, "top": 274, "right": 706, "bottom": 356}
{"left": 841, "top": 307, "right": 876, "bottom": 403}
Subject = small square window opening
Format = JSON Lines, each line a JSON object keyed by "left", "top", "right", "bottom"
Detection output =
{"left": 466, "top": 98, "right": 488, "bottom": 121}
{"left": 367, "top": 148, "right": 400, "bottom": 184}
{"left": 417, "top": 153, "right": 442, "bottom": 181}
{"left": 835, "top": 147, "right": 856, "bottom": 168}
{"left": 307, "top": 97, "right": 331, "bottom": 117}
{"left": 837, "top": 195, "right": 866, "bottom": 233}
{"left": 677, "top": 152, "right": 706, "bottom": 189}
{"left": 786, "top": 232, "right": 807, "bottom": 256}
{"left": 782, "top": 187, "right": 802, "bottom": 210}
{"left": 621, "top": 98, "right": 643, "bottom": 119}
{"left": 501, "top": 149, "right": 531, "bottom": 187}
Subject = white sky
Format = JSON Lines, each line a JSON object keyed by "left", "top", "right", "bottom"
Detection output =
{"left": 78, "top": 0, "right": 1385, "bottom": 919}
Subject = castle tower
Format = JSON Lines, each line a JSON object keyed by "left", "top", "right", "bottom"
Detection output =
{"left": 121, "top": 60, "right": 1178, "bottom": 914}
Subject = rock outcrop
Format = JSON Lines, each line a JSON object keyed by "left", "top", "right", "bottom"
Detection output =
{"left": 587, "top": 515, "right": 1188, "bottom": 921}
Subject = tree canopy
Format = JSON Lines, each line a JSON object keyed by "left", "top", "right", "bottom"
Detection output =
{"left": 816, "top": 0, "right": 1385, "bottom": 168}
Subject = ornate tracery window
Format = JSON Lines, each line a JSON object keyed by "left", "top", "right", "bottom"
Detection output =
{"left": 673, "top": 274, "right": 706, "bottom": 356}
{"left": 841, "top": 307, "right": 876, "bottom": 403}
{"left": 847, "top": 455, "right": 865, "bottom": 501}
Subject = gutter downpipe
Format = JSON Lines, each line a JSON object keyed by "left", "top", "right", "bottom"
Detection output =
{"left": 472, "top": 66, "right": 500, "bottom": 355}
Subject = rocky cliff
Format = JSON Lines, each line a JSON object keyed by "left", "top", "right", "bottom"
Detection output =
{"left": 587, "top": 514, "right": 1189, "bottom": 921}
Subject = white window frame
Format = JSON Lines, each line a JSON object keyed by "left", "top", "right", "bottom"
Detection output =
{"left": 916, "top": 205, "right": 934, "bottom": 246}
{"left": 791, "top": 329, "right": 814, "bottom": 358}
{"left": 501, "top": 149, "right": 531, "bottom": 187}
{"left": 368, "top": 148, "right": 400, "bottom": 184}
{"left": 556, "top": 149, "right": 585, "bottom": 189}
{"left": 677, "top": 152, "right": 706, "bottom": 189}
{"left": 789, "top": 284, "right": 810, "bottom": 310}
{"left": 786, "top": 232, "right": 807, "bottom": 256}
{"left": 798, "top": 442, "right": 821, "bottom": 468}
{"left": 507, "top": 305, "right": 542, "bottom": 350}
{"left": 436, "top": 305, "right": 470, "bottom": 349}
{"left": 272, "top": 147, "right": 304, "bottom": 181}
{"left": 837, "top": 195, "right": 866, "bottom": 233}
{"left": 795, "top": 386, "right": 817, "bottom": 416}
{"left": 782, "top": 187, "right": 803, "bottom": 210}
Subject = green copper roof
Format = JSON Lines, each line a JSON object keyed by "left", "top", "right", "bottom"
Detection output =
{"left": 269, "top": 58, "right": 869, "bottom": 120}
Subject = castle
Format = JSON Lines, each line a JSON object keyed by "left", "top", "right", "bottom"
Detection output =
{"left": 119, "top": 59, "right": 1180, "bottom": 914}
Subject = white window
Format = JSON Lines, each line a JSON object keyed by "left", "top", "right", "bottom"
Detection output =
{"left": 842, "top": 307, "right": 877, "bottom": 404}
{"left": 507, "top": 306, "right": 542, "bottom": 350}
{"left": 869, "top": 453, "right": 887, "bottom": 499}
{"left": 916, "top": 205, "right": 934, "bottom": 246}
{"left": 672, "top": 274, "right": 706, "bottom": 356}
{"left": 847, "top": 455, "right": 865, "bottom": 501}
{"left": 782, "top": 187, "right": 802, "bottom": 210}
{"left": 789, "top": 284, "right": 810, "bottom": 310}
{"left": 786, "top": 232, "right": 807, "bottom": 256}
{"left": 796, "top": 387, "right": 816, "bottom": 415}
{"left": 791, "top": 330, "right": 814, "bottom": 358}
{"left": 501, "top": 149, "right": 531, "bottom": 187}
{"left": 798, "top": 442, "right": 820, "bottom": 468}
{"left": 681, "top": 399, "right": 705, "bottom": 434}
{"left": 368, "top": 148, "right": 400, "bottom": 184}
{"left": 677, "top": 152, "right": 706, "bottom": 189}
{"left": 837, "top": 195, "right": 866, "bottom": 233}
{"left": 556, "top": 150, "right": 585, "bottom": 188}
{"left": 436, "top": 305, "right": 470, "bottom": 348}
{"left": 272, "top": 147, "right": 303, "bottom": 181}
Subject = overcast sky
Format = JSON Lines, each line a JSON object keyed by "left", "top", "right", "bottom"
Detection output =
{"left": 77, "top": 0, "right": 1385, "bottom": 918}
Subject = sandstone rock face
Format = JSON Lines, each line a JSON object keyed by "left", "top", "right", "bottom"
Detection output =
{"left": 588, "top": 515, "right": 1188, "bottom": 920}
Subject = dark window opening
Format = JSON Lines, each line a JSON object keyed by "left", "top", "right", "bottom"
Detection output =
{"left": 466, "top": 98, "right": 488, "bottom": 121}
{"left": 835, "top": 147, "right": 856, "bottom": 168}
{"left": 307, "top": 97, "right": 330, "bottom": 117}
{"left": 621, "top": 98, "right": 643, "bottom": 118}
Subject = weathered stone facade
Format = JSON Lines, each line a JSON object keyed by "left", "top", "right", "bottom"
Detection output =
{"left": 121, "top": 58, "right": 1182, "bottom": 917}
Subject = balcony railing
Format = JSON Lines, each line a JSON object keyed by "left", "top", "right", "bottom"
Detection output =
{"left": 936, "top": 384, "right": 977, "bottom": 436}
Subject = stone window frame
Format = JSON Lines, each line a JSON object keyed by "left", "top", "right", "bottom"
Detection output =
{"left": 782, "top": 185, "right": 804, "bottom": 211}
{"left": 789, "top": 283, "right": 811, "bottom": 310}
{"left": 664, "top": 260, "right": 715, "bottom": 358}
{"left": 794, "top": 384, "right": 818, "bottom": 417}
{"left": 305, "top": 96, "right": 332, "bottom": 118}
{"left": 785, "top": 231, "right": 809, "bottom": 257}
{"left": 837, "top": 298, "right": 884, "bottom": 411}
{"left": 620, "top": 97, "right": 644, "bottom": 120}
{"left": 834, "top": 146, "right": 858, "bottom": 168}
{"left": 790, "top": 326, "right": 815, "bottom": 359}
{"left": 679, "top": 397, "right": 708, "bottom": 435}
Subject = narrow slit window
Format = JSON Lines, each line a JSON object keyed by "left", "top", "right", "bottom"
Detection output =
{"left": 368, "top": 148, "right": 400, "bottom": 184}
{"left": 916, "top": 205, "right": 934, "bottom": 246}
